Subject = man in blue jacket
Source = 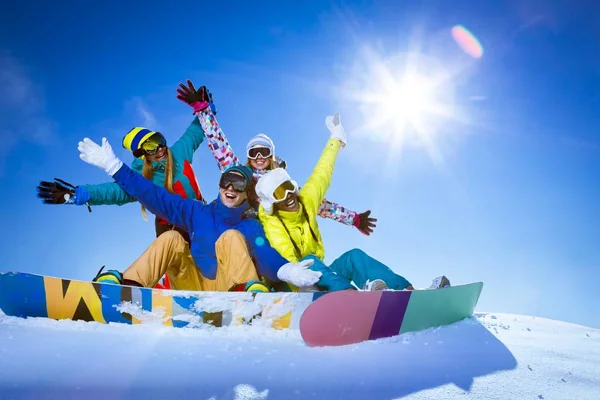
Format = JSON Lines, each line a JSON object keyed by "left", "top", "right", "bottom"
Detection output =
{"left": 78, "top": 137, "right": 322, "bottom": 292}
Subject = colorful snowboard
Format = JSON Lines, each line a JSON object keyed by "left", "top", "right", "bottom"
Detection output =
{"left": 299, "top": 282, "right": 483, "bottom": 347}
{"left": 0, "top": 272, "right": 319, "bottom": 330}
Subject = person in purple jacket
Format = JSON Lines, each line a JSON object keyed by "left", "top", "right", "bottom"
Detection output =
{"left": 77, "top": 138, "right": 322, "bottom": 293}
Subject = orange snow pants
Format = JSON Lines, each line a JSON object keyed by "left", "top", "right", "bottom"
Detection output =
{"left": 122, "top": 230, "right": 259, "bottom": 291}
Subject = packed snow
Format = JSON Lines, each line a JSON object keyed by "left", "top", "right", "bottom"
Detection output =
{"left": 0, "top": 309, "right": 598, "bottom": 400}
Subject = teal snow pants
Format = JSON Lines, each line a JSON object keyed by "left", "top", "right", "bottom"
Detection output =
{"left": 303, "top": 248, "right": 411, "bottom": 292}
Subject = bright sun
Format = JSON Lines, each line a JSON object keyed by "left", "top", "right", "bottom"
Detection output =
{"left": 338, "top": 45, "right": 461, "bottom": 166}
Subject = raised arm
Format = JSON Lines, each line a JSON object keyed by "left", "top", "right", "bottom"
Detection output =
{"left": 36, "top": 159, "right": 145, "bottom": 208}
{"left": 78, "top": 137, "right": 204, "bottom": 233}
{"left": 82, "top": 182, "right": 136, "bottom": 206}
{"left": 169, "top": 116, "right": 206, "bottom": 161}
{"left": 300, "top": 114, "right": 347, "bottom": 213}
{"left": 196, "top": 110, "right": 240, "bottom": 171}
{"left": 317, "top": 199, "right": 358, "bottom": 226}
{"left": 317, "top": 201, "right": 377, "bottom": 235}
{"left": 79, "top": 157, "right": 164, "bottom": 206}
{"left": 175, "top": 79, "right": 240, "bottom": 172}
{"left": 112, "top": 164, "right": 203, "bottom": 233}
{"left": 300, "top": 138, "right": 342, "bottom": 212}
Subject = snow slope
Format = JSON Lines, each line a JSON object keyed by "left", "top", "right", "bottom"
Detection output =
{"left": 0, "top": 310, "right": 598, "bottom": 400}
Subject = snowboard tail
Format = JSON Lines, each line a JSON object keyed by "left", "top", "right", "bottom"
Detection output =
{"left": 299, "top": 282, "right": 483, "bottom": 347}
{"left": 0, "top": 272, "right": 318, "bottom": 330}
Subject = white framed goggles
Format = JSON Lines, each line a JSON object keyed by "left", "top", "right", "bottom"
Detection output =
{"left": 247, "top": 146, "right": 272, "bottom": 159}
{"left": 272, "top": 180, "right": 298, "bottom": 203}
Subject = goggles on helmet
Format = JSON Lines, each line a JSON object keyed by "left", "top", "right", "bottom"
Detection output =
{"left": 219, "top": 171, "right": 249, "bottom": 193}
{"left": 247, "top": 146, "right": 272, "bottom": 160}
{"left": 272, "top": 180, "right": 298, "bottom": 202}
{"left": 133, "top": 133, "right": 167, "bottom": 158}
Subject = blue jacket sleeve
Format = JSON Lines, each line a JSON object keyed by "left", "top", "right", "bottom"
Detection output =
{"left": 112, "top": 164, "right": 205, "bottom": 233}
{"left": 245, "top": 219, "right": 288, "bottom": 282}
{"left": 169, "top": 116, "right": 205, "bottom": 162}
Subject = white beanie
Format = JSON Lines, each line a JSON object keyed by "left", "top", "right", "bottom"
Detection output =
{"left": 246, "top": 133, "right": 275, "bottom": 158}
{"left": 255, "top": 168, "right": 298, "bottom": 215}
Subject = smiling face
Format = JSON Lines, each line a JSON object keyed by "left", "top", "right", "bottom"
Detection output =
{"left": 249, "top": 155, "right": 271, "bottom": 170}
{"left": 218, "top": 171, "right": 249, "bottom": 208}
{"left": 247, "top": 146, "right": 273, "bottom": 171}
{"left": 145, "top": 146, "right": 167, "bottom": 162}
{"left": 270, "top": 180, "right": 300, "bottom": 213}
{"left": 139, "top": 133, "right": 168, "bottom": 162}
{"left": 273, "top": 191, "right": 300, "bottom": 212}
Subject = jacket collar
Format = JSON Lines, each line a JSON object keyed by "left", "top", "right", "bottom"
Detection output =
{"left": 213, "top": 195, "right": 250, "bottom": 225}
{"left": 149, "top": 159, "right": 167, "bottom": 172}
{"left": 275, "top": 202, "right": 305, "bottom": 224}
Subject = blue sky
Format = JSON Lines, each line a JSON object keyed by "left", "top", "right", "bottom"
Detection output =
{"left": 1, "top": 0, "right": 599, "bottom": 329}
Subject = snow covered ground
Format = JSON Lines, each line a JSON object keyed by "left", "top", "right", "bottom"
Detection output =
{"left": 0, "top": 310, "right": 598, "bottom": 400}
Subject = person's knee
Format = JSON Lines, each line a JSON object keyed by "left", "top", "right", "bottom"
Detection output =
{"left": 157, "top": 230, "right": 187, "bottom": 249}
{"left": 216, "top": 230, "right": 250, "bottom": 258}
{"left": 216, "top": 229, "right": 246, "bottom": 246}
{"left": 345, "top": 248, "right": 367, "bottom": 259}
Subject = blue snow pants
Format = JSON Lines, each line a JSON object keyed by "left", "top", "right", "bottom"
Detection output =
{"left": 303, "top": 249, "right": 412, "bottom": 292}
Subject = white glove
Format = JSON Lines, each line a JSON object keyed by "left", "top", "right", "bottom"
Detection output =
{"left": 78, "top": 137, "right": 123, "bottom": 176}
{"left": 277, "top": 259, "right": 322, "bottom": 287}
{"left": 325, "top": 113, "right": 346, "bottom": 147}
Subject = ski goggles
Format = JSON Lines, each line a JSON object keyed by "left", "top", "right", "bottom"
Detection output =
{"left": 272, "top": 180, "right": 298, "bottom": 202}
{"left": 247, "top": 146, "right": 272, "bottom": 159}
{"left": 134, "top": 133, "right": 167, "bottom": 158}
{"left": 219, "top": 171, "right": 250, "bottom": 193}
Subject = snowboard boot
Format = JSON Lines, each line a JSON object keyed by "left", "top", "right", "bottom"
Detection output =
{"left": 229, "top": 280, "right": 270, "bottom": 325}
{"left": 362, "top": 279, "right": 388, "bottom": 291}
{"left": 229, "top": 280, "right": 271, "bottom": 293}
{"left": 92, "top": 266, "right": 143, "bottom": 287}
{"left": 244, "top": 280, "right": 271, "bottom": 293}
{"left": 429, "top": 275, "right": 451, "bottom": 289}
{"left": 93, "top": 265, "right": 123, "bottom": 285}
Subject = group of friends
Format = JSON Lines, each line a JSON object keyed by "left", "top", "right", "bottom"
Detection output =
{"left": 36, "top": 80, "right": 450, "bottom": 293}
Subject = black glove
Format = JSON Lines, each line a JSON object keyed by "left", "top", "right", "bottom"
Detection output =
{"left": 36, "top": 178, "right": 91, "bottom": 212}
{"left": 354, "top": 210, "right": 377, "bottom": 236}
{"left": 176, "top": 79, "right": 216, "bottom": 115}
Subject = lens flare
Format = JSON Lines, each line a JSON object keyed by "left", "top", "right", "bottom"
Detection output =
{"left": 451, "top": 25, "right": 483, "bottom": 58}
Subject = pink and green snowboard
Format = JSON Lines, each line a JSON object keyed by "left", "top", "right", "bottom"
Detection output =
{"left": 299, "top": 282, "right": 483, "bottom": 347}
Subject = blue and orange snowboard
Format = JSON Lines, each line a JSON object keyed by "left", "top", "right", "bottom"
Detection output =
{"left": 0, "top": 272, "right": 316, "bottom": 330}
{"left": 299, "top": 282, "right": 483, "bottom": 347}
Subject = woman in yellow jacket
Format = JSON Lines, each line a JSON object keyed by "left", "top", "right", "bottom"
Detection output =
{"left": 255, "top": 114, "right": 436, "bottom": 291}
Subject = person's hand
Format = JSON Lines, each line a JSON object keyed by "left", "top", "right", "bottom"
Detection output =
{"left": 78, "top": 137, "right": 123, "bottom": 176}
{"left": 354, "top": 210, "right": 377, "bottom": 236}
{"left": 277, "top": 259, "right": 322, "bottom": 287}
{"left": 176, "top": 79, "right": 216, "bottom": 114}
{"left": 36, "top": 178, "right": 89, "bottom": 205}
{"left": 325, "top": 113, "right": 346, "bottom": 147}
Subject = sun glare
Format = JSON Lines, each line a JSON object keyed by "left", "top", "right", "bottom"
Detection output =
{"left": 338, "top": 44, "right": 464, "bottom": 167}
{"left": 386, "top": 72, "right": 435, "bottom": 124}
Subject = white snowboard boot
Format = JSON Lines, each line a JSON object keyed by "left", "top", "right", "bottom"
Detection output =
{"left": 363, "top": 279, "right": 388, "bottom": 291}
{"left": 429, "top": 275, "right": 451, "bottom": 289}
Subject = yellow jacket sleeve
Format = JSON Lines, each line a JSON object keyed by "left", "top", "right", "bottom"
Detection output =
{"left": 300, "top": 138, "right": 342, "bottom": 213}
